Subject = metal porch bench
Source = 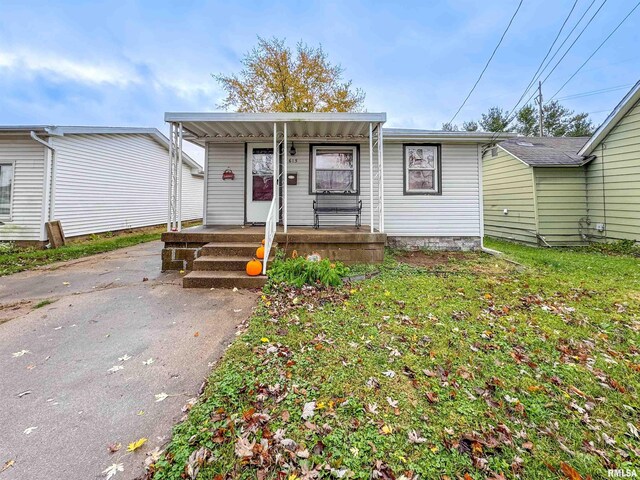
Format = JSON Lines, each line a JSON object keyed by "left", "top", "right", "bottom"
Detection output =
{"left": 313, "top": 191, "right": 362, "bottom": 229}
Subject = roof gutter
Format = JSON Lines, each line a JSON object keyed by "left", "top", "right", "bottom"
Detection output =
{"left": 30, "top": 131, "right": 56, "bottom": 238}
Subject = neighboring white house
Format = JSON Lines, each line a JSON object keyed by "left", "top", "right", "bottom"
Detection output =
{"left": 164, "top": 113, "right": 511, "bottom": 250}
{"left": 0, "top": 126, "right": 203, "bottom": 246}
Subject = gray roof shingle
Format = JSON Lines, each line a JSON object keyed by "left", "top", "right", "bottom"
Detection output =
{"left": 499, "top": 137, "right": 591, "bottom": 166}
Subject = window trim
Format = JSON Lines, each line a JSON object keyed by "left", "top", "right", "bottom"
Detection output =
{"left": 308, "top": 144, "right": 360, "bottom": 195}
{"left": 403, "top": 143, "right": 442, "bottom": 195}
{"left": 0, "top": 161, "right": 14, "bottom": 221}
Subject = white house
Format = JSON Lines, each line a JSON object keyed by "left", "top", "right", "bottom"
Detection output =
{"left": 0, "top": 126, "right": 203, "bottom": 246}
{"left": 160, "top": 113, "right": 509, "bottom": 288}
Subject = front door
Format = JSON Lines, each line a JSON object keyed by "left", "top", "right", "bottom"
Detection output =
{"left": 246, "top": 144, "right": 275, "bottom": 224}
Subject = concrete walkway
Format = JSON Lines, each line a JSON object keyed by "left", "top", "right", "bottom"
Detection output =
{"left": 0, "top": 241, "right": 258, "bottom": 480}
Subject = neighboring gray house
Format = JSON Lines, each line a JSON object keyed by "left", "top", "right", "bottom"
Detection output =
{"left": 483, "top": 78, "right": 640, "bottom": 246}
{"left": 0, "top": 126, "right": 203, "bottom": 246}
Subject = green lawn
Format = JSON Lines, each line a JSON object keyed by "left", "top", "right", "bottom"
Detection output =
{"left": 151, "top": 239, "right": 640, "bottom": 480}
{"left": 0, "top": 229, "right": 165, "bottom": 276}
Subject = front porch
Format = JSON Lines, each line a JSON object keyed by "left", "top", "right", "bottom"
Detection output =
{"left": 161, "top": 224, "right": 386, "bottom": 288}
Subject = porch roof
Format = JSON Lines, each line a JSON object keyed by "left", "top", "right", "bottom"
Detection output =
{"left": 164, "top": 112, "right": 386, "bottom": 145}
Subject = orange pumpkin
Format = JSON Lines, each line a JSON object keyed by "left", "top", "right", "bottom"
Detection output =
{"left": 246, "top": 258, "right": 262, "bottom": 276}
{"left": 256, "top": 245, "right": 265, "bottom": 259}
{"left": 261, "top": 238, "right": 265, "bottom": 245}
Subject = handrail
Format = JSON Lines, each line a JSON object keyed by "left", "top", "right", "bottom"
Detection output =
{"left": 262, "top": 172, "right": 279, "bottom": 275}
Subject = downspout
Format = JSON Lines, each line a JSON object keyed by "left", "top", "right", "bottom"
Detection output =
{"left": 30, "top": 131, "right": 56, "bottom": 240}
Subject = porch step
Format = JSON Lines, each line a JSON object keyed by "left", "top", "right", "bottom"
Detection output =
{"left": 201, "top": 242, "right": 277, "bottom": 257}
{"left": 193, "top": 256, "right": 274, "bottom": 271}
{"left": 183, "top": 271, "right": 267, "bottom": 289}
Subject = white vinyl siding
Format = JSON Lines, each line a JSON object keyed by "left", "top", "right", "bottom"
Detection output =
{"left": 206, "top": 143, "right": 245, "bottom": 225}
{"left": 287, "top": 141, "right": 374, "bottom": 226}
{"left": 384, "top": 142, "right": 480, "bottom": 237}
{"left": 206, "top": 141, "right": 376, "bottom": 227}
{"left": 0, "top": 137, "right": 46, "bottom": 242}
{"left": 52, "top": 134, "right": 202, "bottom": 238}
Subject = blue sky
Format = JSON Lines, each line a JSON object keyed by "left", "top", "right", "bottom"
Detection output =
{"left": 1, "top": 0, "right": 639, "bottom": 163}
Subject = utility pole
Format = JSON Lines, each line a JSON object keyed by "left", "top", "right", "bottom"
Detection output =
{"left": 537, "top": 81, "right": 544, "bottom": 137}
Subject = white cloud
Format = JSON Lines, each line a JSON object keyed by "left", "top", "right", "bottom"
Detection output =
{"left": 0, "top": 49, "right": 220, "bottom": 102}
{"left": 0, "top": 50, "right": 141, "bottom": 87}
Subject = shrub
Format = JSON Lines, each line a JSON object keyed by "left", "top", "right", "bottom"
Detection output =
{"left": 267, "top": 254, "right": 349, "bottom": 287}
{"left": 0, "top": 241, "right": 18, "bottom": 254}
{"left": 588, "top": 239, "right": 640, "bottom": 257}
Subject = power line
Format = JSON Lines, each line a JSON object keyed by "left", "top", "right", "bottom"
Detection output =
{"left": 490, "top": 0, "right": 608, "bottom": 143}
{"left": 487, "top": 0, "right": 586, "bottom": 142}
{"left": 549, "top": 1, "right": 640, "bottom": 100}
{"left": 516, "top": 0, "right": 579, "bottom": 110}
{"left": 556, "top": 83, "right": 634, "bottom": 101}
{"left": 447, "top": 0, "right": 523, "bottom": 126}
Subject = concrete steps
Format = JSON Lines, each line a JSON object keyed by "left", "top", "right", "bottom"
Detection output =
{"left": 183, "top": 241, "right": 274, "bottom": 289}
{"left": 183, "top": 271, "right": 267, "bottom": 289}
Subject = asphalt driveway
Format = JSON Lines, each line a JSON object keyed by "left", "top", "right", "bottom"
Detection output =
{"left": 0, "top": 241, "right": 258, "bottom": 480}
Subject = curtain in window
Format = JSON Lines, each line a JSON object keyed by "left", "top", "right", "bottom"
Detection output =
{"left": 0, "top": 165, "right": 12, "bottom": 216}
{"left": 314, "top": 149, "right": 356, "bottom": 192}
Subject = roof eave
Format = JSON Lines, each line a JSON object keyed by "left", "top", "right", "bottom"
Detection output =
{"left": 578, "top": 80, "right": 640, "bottom": 156}
{"left": 164, "top": 112, "right": 387, "bottom": 123}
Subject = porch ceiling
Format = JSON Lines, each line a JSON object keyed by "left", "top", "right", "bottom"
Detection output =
{"left": 164, "top": 112, "right": 386, "bottom": 145}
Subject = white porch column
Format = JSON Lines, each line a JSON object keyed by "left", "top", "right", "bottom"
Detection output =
{"left": 283, "top": 122, "right": 288, "bottom": 232}
{"left": 273, "top": 122, "right": 277, "bottom": 207}
{"left": 167, "top": 122, "right": 173, "bottom": 231}
{"left": 369, "top": 122, "right": 374, "bottom": 233}
{"left": 378, "top": 123, "right": 384, "bottom": 233}
{"left": 177, "top": 122, "right": 183, "bottom": 232}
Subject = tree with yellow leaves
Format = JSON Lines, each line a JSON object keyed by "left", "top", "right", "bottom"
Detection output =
{"left": 214, "top": 37, "right": 365, "bottom": 112}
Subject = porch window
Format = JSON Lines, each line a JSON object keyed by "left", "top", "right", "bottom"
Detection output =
{"left": 311, "top": 145, "right": 358, "bottom": 193}
{"left": 0, "top": 163, "right": 13, "bottom": 218}
{"left": 403, "top": 144, "right": 441, "bottom": 195}
{"left": 252, "top": 148, "right": 273, "bottom": 201}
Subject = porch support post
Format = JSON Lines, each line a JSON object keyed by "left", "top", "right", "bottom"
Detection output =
{"left": 378, "top": 123, "right": 384, "bottom": 233}
{"left": 167, "top": 122, "right": 173, "bottom": 231}
{"left": 177, "top": 122, "right": 183, "bottom": 232}
{"left": 283, "top": 122, "right": 288, "bottom": 233}
{"left": 369, "top": 122, "right": 374, "bottom": 233}
{"left": 273, "top": 122, "right": 277, "bottom": 201}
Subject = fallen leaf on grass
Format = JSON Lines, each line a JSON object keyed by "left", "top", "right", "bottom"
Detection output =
{"left": 408, "top": 430, "right": 427, "bottom": 444}
{"left": 302, "top": 401, "right": 316, "bottom": 420}
{"left": 627, "top": 422, "right": 639, "bottom": 439}
{"left": 386, "top": 397, "right": 398, "bottom": 408}
{"left": 102, "top": 463, "right": 124, "bottom": 479}
{"left": 23, "top": 427, "right": 37, "bottom": 435}
{"left": 560, "top": 462, "right": 584, "bottom": 480}
{"left": 154, "top": 392, "right": 168, "bottom": 402}
{"left": 381, "top": 425, "right": 393, "bottom": 435}
{"left": 235, "top": 437, "right": 255, "bottom": 458}
{"left": 144, "top": 447, "right": 163, "bottom": 469}
{"left": 127, "top": 437, "right": 147, "bottom": 452}
{"left": 426, "top": 392, "right": 439, "bottom": 404}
